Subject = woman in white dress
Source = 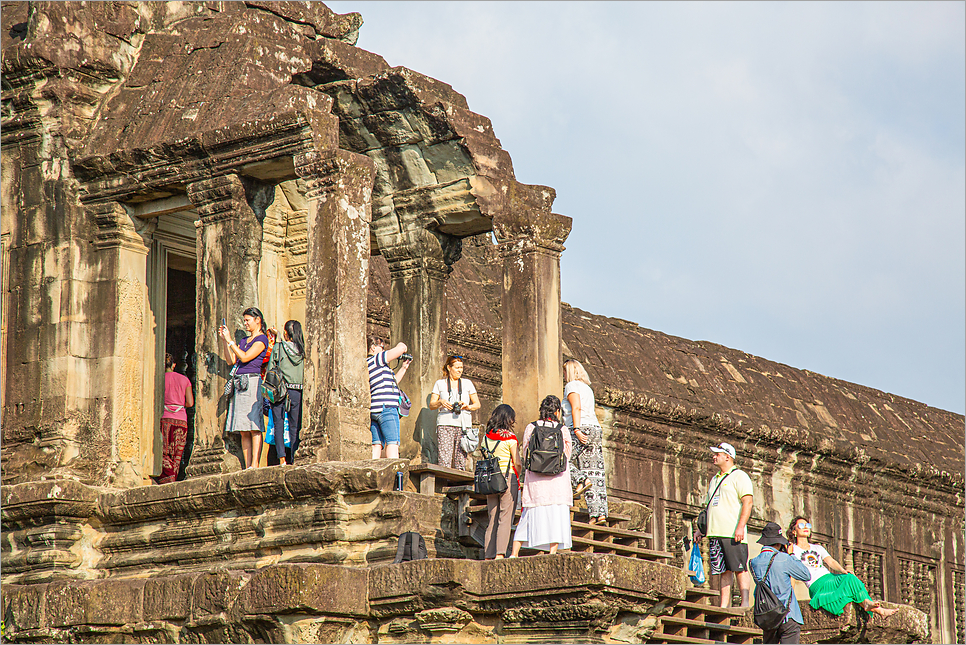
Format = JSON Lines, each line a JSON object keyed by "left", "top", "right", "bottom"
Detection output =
{"left": 511, "top": 395, "right": 573, "bottom": 556}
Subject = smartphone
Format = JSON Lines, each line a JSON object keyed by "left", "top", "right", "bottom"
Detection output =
{"left": 221, "top": 318, "right": 226, "bottom": 328}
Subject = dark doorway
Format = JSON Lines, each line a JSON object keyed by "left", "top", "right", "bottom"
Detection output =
{"left": 166, "top": 262, "right": 196, "bottom": 480}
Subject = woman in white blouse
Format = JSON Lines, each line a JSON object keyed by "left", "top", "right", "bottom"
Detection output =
{"left": 562, "top": 359, "right": 608, "bottom": 525}
{"left": 428, "top": 354, "right": 481, "bottom": 469}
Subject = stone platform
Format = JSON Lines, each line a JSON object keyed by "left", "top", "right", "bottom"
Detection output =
{"left": 0, "top": 461, "right": 931, "bottom": 644}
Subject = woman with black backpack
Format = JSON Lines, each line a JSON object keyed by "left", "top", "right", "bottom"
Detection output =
{"left": 265, "top": 320, "right": 305, "bottom": 465}
{"left": 510, "top": 395, "right": 573, "bottom": 556}
{"left": 480, "top": 404, "right": 520, "bottom": 559}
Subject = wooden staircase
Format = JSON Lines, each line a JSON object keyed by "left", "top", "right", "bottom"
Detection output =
{"left": 648, "top": 584, "right": 761, "bottom": 644}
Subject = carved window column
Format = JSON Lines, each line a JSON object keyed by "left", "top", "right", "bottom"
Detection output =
{"left": 494, "top": 209, "right": 572, "bottom": 428}
{"left": 184, "top": 174, "right": 264, "bottom": 477}
{"left": 374, "top": 221, "right": 462, "bottom": 463}
{"left": 294, "top": 149, "right": 375, "bottom": 462}
{"left": 89, "top": 201, "right": 157, "bottom": 486}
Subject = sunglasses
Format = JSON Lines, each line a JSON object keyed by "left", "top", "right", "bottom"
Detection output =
{"left": 797, "top": 521, "right": 812, "bottom": 530}
{"left": 449, "top": 355, "right": 465, "bottom": 360}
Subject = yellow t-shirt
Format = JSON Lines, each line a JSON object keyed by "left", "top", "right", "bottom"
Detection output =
{"left": 482, "top": 436, "right": 517, "bottom": 477}
{"left": 705, "top": 466, "right": 754, "bottom": 542}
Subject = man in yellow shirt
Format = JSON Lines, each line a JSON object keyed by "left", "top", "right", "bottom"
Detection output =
{"left": 695, "top": 442, "right": 754, "bottom": 608}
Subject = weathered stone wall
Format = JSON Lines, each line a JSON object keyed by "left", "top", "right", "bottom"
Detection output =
{"left": 1, "top": 555, "right": 690, "bottom": 644}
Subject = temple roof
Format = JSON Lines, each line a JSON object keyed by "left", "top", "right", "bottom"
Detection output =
{"left": 394, "top": 239, "right": 965, "bottom": 485}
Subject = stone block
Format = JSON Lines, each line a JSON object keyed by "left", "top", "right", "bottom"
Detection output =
{"left": 228, "top": 465, "right": 294, "bottom": 507}
{"left": 83, "top": 578, "right": 147, "bottom": 626}
{"left": 143, "top": 574, "right": 200, "bottom": 621}
{"left": 191, "top": 570, "right": 251, "bottom": 620}
{"left": 46, "top": 579, "right": 93, "bottom": 627}
{"left": 98, "top": 474, "right": 233, "bottom": 524}
{"left": 799, "top": 601, "right": 930, "bottom": 644}
{"left": 283, "top": 459, "right": 401, "bottom": 499}
{"left": 238, "top": 564, "right": 368, "bottom": 617}
{"left": 1, "top": 583, "right": 49, "bottom": 631}
{"left": 1, "top": 479, "right": 99, "bottom": 527}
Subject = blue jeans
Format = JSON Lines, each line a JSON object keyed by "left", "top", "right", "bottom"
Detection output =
{"left": 370, "top": 407, "right": 401, "bottom": 446}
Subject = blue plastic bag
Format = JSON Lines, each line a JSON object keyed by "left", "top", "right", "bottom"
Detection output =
{"left": 689, "top": 542, "right": 706, "bottom": 585}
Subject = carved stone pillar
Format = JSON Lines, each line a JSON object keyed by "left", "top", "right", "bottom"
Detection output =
{"left": 295, "top": 149, "right": 375, "bottom": 462}
{"left": 494, "top": 206, "right": 572, "bottom": 430}
{"left": 90, "top": 201, "right": 156, "bottom": 486}
{"left": 375, "top": 222, "right": 461, "bottom": 463}
{"left": 185, "top": 174, "right": 265, "bottom": 477}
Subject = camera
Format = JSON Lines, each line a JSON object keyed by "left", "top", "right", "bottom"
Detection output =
{"left": 400, "top": 353, "right": 413, "bottom": 362}
{"left": 451, "top": 401, "right": 463, "bottom": 414}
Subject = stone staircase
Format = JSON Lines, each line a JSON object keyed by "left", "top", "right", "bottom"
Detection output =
{"left": 410, "top": 463, "right": 762, "bottom": 644}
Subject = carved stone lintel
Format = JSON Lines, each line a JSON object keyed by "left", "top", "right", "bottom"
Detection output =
{"left": 89, "top": 202, "right": 151, "bottom": 254}
{"left": 186, "top": 174, "right": 254, "bottom": 225}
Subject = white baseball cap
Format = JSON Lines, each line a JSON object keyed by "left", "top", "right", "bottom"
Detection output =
{"left": 710, "top": 442, "right": 736, "bottom": 459}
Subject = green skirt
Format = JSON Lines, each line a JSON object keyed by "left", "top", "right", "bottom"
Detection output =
{"left": 808, "top": 573, "right": 873, "bottom": 615}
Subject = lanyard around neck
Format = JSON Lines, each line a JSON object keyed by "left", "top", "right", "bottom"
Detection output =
{"left": 447, "top": 377, "right": 462, "bottom": 399}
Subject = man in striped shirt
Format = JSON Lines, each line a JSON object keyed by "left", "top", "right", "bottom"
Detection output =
{"left": 367, "top": 335, "right": 412, "bottom": 459}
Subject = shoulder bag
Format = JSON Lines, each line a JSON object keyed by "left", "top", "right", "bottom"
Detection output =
{"left": 695, "top": 471, "right": 732, "bottom": 536}
{"left": 474, "top": 436, "right": 509, "bottom": 495}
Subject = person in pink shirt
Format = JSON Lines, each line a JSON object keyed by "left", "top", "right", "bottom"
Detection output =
{"left": 511, "top": 394, "right": 573, "bottom": 556}
{"left": 160, "top": 353, "right": 193, "bottom": 484}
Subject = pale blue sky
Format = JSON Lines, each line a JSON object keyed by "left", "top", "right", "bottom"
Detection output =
{"left": 326, "top": 1, "right": 966, "bottom": 414}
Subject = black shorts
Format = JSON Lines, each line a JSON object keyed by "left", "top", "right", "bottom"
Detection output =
{"left": 709, "top": 537, "right": 748, "bottom": 575}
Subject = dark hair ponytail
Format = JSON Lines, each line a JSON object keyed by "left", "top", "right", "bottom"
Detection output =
{"left": 242, "top": 307, "right": 267, "bottom": 334}
{"left": 284, "top": 320, "right": 305, "bottom": 356}
{"left": 538, "top": 394, "right": 561, "bottom": 421}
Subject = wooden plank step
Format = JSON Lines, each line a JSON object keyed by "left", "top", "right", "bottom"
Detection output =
{"left": 648, "top": 631, "right": 716, "bottom": 644}
{"left": 570, "top": 507, "right": 632, "bottom": 522}
{"left": 570, "top": 535, "right": 673, "bottom": 560}
{"left": 672, "top": 601, "right": 748, "bottom": 617}
{"left": 685, "top": 586, "right": 720, "bottom": 598}
{"left": 571, "top": 520, "right": 653, "bottom": 541}
{"left": 660, "top": 616, "right": 760, "bottom": 636}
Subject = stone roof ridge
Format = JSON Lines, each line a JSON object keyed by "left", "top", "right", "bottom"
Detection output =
{"left": 560, "top": 303, "right": 965, "bottom": 488}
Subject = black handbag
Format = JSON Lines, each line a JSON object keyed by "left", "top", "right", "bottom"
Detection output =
{"left": 752, "top": 551, "right": 790, "bottom": 630}
{"left": 695, "top": 471, "right": 731, "bottom": 536}
{"left": 474, "top": 437, "right": 509, "bottom": 496}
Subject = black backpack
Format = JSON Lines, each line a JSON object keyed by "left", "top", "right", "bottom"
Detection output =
{"left": 393, "top": 531, "right": 428, "bottom": 563}
{"left": 524, "top": 421, "right": 566, "bottom": 475}
{"left": 751, "top": 551, "right": 790, "bottom": 631}
{"left": 474, "top": 437, "right": 509, "bottom": 496}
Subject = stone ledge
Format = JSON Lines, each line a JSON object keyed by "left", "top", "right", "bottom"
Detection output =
{"left": 1, "top": 555, "right": 687, "bottom": 644}
{"left": 800, "top": 600, "right": 930, "bottom": 644}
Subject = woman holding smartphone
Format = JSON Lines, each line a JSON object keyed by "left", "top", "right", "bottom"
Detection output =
{"left": 219, "top": 307, "right": 269, "bottom": 469}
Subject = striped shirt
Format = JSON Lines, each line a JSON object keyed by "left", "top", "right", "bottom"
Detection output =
{"left": 367, "top": 351, "right": 399, "bottom": 413}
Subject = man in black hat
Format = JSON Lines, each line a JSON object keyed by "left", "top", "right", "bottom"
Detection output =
{"left": 749, "top": 522, "right": 811, "bottom": 644}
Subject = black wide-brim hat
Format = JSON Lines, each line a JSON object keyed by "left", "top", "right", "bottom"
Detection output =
{"left": 757, "top": 521, "right": 789, "bottom": 547}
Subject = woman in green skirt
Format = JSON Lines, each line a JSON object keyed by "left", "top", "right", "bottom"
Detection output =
{"left": 787, "top": 517, "right": 898, "bottom": 618}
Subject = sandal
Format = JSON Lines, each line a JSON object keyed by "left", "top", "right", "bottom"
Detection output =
{"left": 573, "top": 479, "right": 593, "bottom": 497}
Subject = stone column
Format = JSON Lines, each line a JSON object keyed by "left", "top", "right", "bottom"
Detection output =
{"left": 494, "top": 208, "right": 572, "bottom": 430}
{"left": 89, "top": 202, "right": 155, "bottom": 486}
{"left": 295, "top": 149, "right": 375, "bottom": 462}
{"left": 184, "top": 174, "right": 264, "bottom": 477}
{"left": 377, "top": 227, "right": 461, "bottom": 463}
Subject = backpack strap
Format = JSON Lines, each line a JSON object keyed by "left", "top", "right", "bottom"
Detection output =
{"left": 393, "top": 532, "right": 410, "bottom": 564}
{"left": 752, "top": 550, "right": 780, "bottom": 586}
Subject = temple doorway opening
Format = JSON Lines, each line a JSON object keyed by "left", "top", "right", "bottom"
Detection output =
{"left": 165, "top": 259, "right": 197, "bottom": 481}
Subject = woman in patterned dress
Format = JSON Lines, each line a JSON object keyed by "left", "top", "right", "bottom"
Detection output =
{"left": 562, "top": 359, "right": 608, "bottom": 525}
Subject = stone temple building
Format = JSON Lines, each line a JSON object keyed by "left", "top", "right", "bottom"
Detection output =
{"left": 1, "top": 2, "right": 962, "bottom": 643}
